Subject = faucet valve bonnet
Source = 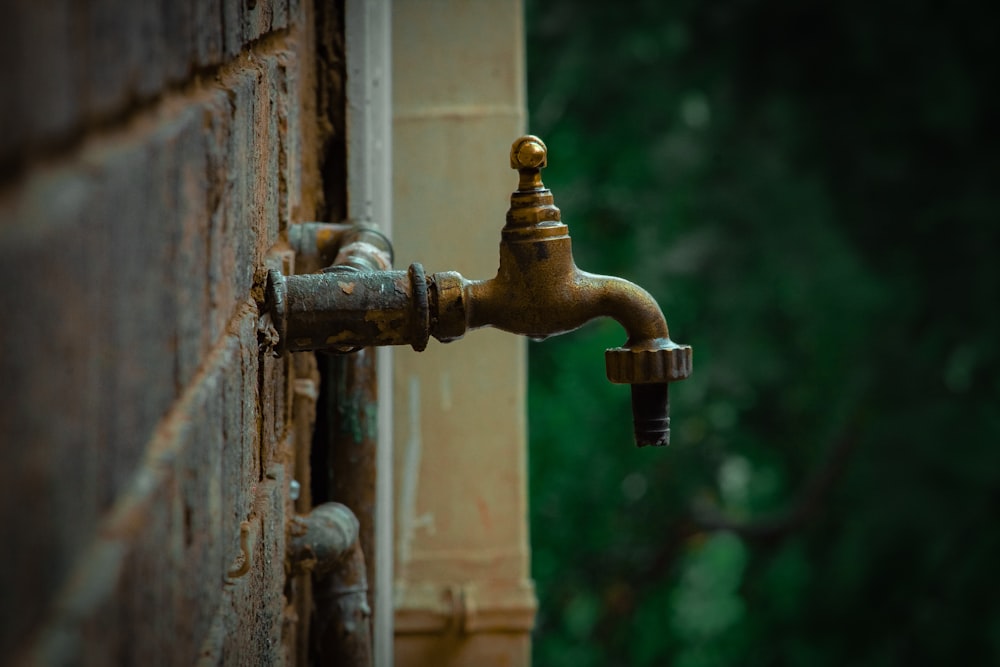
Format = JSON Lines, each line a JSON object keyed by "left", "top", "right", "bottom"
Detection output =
{"left": 506, "top": 136, "right": 562, "bottom": 229}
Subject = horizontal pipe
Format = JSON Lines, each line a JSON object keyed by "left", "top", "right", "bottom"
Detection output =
{"left": 267, "top": 264, "right": 429, "bottom": 353}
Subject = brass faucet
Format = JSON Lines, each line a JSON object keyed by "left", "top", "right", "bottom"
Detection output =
{"left": 265, "top": 136, "right": 692, "bottom": 446}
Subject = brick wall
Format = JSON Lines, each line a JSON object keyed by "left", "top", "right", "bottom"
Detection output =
{"left": 0, "top": 1, "right": 340, "bottom": 664}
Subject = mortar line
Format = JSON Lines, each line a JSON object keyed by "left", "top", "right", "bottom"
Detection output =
{"left": 1, "top": 27, "right": 299, "bottom": 191}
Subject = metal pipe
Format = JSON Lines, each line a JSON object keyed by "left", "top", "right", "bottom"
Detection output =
{"left": 325, "top": 345, "right": 379, "bottom": 623}
{"left": 315, "top": 226, "right": 393, "bottom": 647}
{"left": 268, "top": 264, "right": 428, "bottom": 354}
{"left": 288, "top": 503, "right": 372, "bottom": 667}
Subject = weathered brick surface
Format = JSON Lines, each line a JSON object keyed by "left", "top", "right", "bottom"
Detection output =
{"left": 190, "top": 470, "right": 292, "bottom": 667}
{"left": 84, "top": 0, "right": 166, "bottom": 116}
{"left": 222, "top": 312, "right": 262, "bottom": 566}
{"left": 225, "top": 0, "right": 292, "bottom": 58}
{"left": 10, "top": 0, "right": 82, "bottom": 150}
{"left": 0, "top": 1, "right": 301, "bottom": 173}
{"left": 194, "top": 0, "right": 226, "bottom": 68}
{"left": 0, "top": 167, "right": 104, "bottom": 657}
{"left": 0, "top": 0, "right": 321, "bottom": 663}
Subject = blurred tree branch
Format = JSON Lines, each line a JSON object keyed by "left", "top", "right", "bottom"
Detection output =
{"left": 691, "top": 417, "right": 862, "bottom": 543}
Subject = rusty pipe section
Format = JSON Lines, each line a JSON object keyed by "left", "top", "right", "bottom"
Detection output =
{"left": 288, "top": 503, "right": 372, "bottom": 667}
{"left": 288, "top": 223, "right": 393, "bottom": 274}
{"left": 311, "top": 225, "right": 391, "bottom": 621}
{"left": 265, "top": 136, "right": 692, "bottom": 447}
{"left": 268, "top": 263, "right": 429, "bottom": 354}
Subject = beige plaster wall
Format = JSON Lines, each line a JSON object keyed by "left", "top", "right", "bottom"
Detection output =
{"left": 391, "top": 1, "right": 535, "bottom": 664}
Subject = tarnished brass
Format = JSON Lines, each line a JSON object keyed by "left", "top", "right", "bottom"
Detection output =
{"left": 265, "top": 136, "right": 693, "bottom": 446}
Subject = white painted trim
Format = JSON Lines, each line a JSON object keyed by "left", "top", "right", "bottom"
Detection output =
{"left": 345, "top": 1, "right": 394, "bottom": 664}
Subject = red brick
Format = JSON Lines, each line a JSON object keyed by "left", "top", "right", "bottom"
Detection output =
{"left": 221, "top": 323, "right": 254, "bottom": 559}
{"left": 84, "top": 0, "right": 144, "bottom": 118}
{"left": 24, "top": 540, "right": 128, "bottom": 666}
{"left": 273, "top": 0, "right": 291, "bottom": 31}
{"left": 220, "top": 68, "right": 262, "bottom": 301}
{"left": 222, "top": 475, "right": 288, "bottom": 666}
{"left": 177, "top": 357, "right": 227, "bottom": 656}
{"left": 82, "top": 134, "right": 180, "bottom": 509}
{"left": 222, "top": 0, "right": 294, "bottom": 67}
{"left": 0, "top": 7, "right": 20, "bottom": 163}
{"left": 15, "top": 0, "right": 82, "bottom": 149}
{"left": 0, "top": 83, "right": 261, "bottom": 655}
{"left": 221, "top": 515, "right": 263, "bottom": 665}
{"left": 219, "top": 307, "right": 263, "bottom": 584}
{"left": 222, "top": 0, "right": 244, "bottom": 59}
{"left": 161, "top": 1, "right": 196, "bottom": 84}
{"left": 0, "top": 169, "right": 104, "bottom": 658}
{"left": 202, "top": 90, "right": 235, "bottom": 345}
{"left": 0, "top": 1, "right": 81, "bottom": 163}
{"left": 110, "top": 471, "right": 185, "bottom": 665}
{"left": 244, "top": 0, "right": 275, "bottom": 46}
{"left": 237, "top": 307, "right": 262, "bottom": 486}
{"left": 167, "top": 107, "right": 213, "bottom": 390}
{"left": 134, "top": 2, "right": 168, "bottom": 101}
{"left": 194, "top": 0, "right": 225, "bottom": 67}
{"left": 46, "top": 323, "right": 252, "bottom": 666}
{"left": 3, "top": 8, "right": 319, "bottom": 662}
{"left": 260, "top": 52, "right": 283, "bottom": 245}
{"left": 270, "top": 48, "right": 301, "bottom": 230}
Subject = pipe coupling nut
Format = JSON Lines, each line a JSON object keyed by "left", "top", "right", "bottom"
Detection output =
{"left": 605, "top": 340, "right": 693, "bottom": 384}
{"left": 428, "top": 271, "right": 468, "bottom": 343}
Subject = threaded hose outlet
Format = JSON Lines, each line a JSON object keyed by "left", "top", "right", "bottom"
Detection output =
{"left": 606, "top": 340, "right": 692, "bottom": 447}
{"left": 631, "top": 383, "right": 671, "bottom": 447}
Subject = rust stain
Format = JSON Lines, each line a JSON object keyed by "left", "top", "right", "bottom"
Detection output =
{"left": 338, "top": 281, "right": 356, "bottom": 295}
{"left": 476, "top": 496, "right": 492, "bottom": 532}
{"left": 324, "top": 332, "right": 353, "bottom": 345}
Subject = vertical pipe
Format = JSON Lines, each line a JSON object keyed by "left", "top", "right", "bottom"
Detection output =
{"left": 326, "top": 349, "right": 378, "bottom": 613}
{"left": 288, "top": 503, "right": 373, "bottom": 666}
{"left": 345, "top": 1, "right": 394, "bottom": 665}
{"left": 313, "top": 539, "right": 374, "bottom": 666}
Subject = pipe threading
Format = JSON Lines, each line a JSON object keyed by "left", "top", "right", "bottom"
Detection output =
{"left": 631, "top": 383, "right": 671, "bottom": 447}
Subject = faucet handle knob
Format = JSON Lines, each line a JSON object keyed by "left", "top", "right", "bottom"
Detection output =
{"left": 510, "top": 135, "right": 547, "bottom": 170}
{"left": 510, "top": 135, "right": 547, "bottom": 190}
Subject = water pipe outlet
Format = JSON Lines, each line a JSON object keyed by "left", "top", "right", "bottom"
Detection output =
{"left": 265, "top": 136, "right": 692, "bottom": 447}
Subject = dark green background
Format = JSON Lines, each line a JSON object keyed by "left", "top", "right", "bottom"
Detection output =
{"left": 524, "top": 1, "right": 1000, "bottom": 665}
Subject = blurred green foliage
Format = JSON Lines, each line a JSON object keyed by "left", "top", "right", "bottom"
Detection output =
{"left": 525, "top": 1, "right": 1000, "bottom": 665}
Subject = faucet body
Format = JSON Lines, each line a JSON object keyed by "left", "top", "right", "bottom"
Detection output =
{"left": 463, "top": 226, "right": 669, "bottom": 344}
{"left": 265, "top": 136, "right": 692, "bottom": 446}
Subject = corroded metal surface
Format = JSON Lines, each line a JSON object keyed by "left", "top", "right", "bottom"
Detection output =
{"left": 287, "top": 503, "right": 373, "bottom": 666}
{"left": 313, "top": 224, "right": 392, "bottom": 653}
{"left": 268, "top": 136, "right": 693, "bottom": 447}
{"left": 326, "top": 347, "right": 378, "bottom": 617}
{"left": 267, "top": 264, "right": 430, "bottom": 353}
